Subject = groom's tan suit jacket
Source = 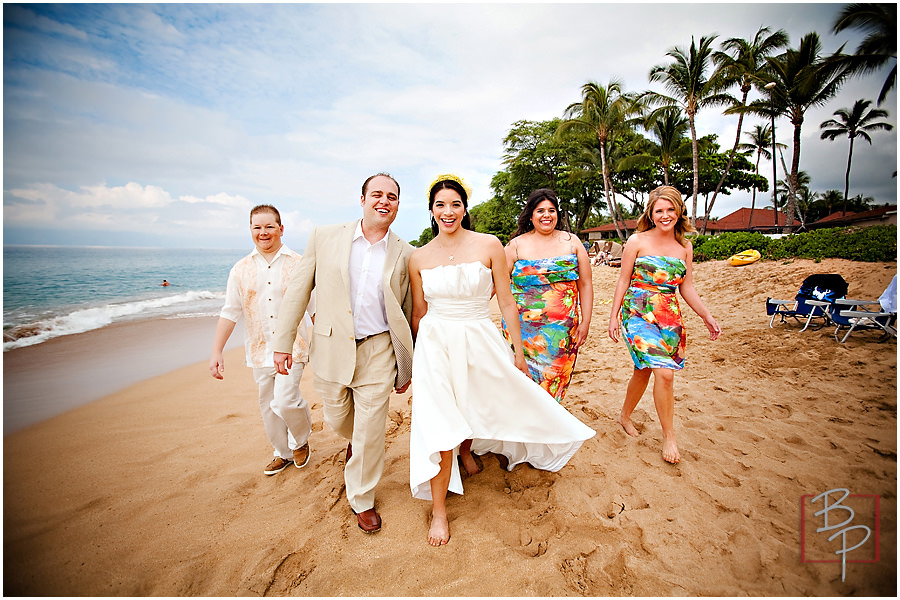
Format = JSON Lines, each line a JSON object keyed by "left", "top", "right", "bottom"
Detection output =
{"left": 273, "top": 220, "right": 413, "bottom": 387}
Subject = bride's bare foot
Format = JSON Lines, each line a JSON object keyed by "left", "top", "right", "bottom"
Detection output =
{"left": 618, "top": 415, "right": 639, "bottom": 437}
{"left": 459, "top": 451, "right": 482, "bottom": 476}
{"left": 661, "top": 438, "right": 680, "bottom": 464}
{"left": 428, "top": 512, "right": 450, "bottom": 546}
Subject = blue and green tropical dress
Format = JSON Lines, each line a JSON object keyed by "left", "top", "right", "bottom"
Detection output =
{"left": 502, "top": 254, "right": 581, "bottom": 402}
{"left": 621, "top": 255, "right": 686, "bottom": 370}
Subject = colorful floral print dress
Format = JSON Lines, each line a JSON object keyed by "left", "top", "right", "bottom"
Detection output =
{"left": 503, "top": 253, "right": 581, "bottom": 402}
{"left": 621, "top": 255, "right": 686, "bottom": 370}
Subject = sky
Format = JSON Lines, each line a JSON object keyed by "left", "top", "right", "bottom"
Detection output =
{"left": 3, "top": 2, "right": 897, "bottom": 250}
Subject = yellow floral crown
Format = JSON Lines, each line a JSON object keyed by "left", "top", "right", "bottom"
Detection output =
{"left": 427, "top": 173, "right": 472, "bottom": 202}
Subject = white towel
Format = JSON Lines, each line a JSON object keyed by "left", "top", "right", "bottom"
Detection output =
{"left": 879, "top": 275, "right": 897, "bottom": 313}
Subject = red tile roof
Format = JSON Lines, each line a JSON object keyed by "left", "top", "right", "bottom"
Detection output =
{"left": 811, "top": 205, "right": 896, "bottom": 227}
{"left": 706, "top": 207, "right": 786, "bottom": 231}
{"left": 581, "top": 219, "right": 639, "bottom": 233}
{"left": 814, "top": 211, "right": 857, "bottom": 223}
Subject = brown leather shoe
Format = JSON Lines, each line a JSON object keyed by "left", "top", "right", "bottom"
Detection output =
{"left": 263, "top": 456, "right": 293, "bottom": 476}
{"left": 292, "top": 443, "right": 310, "bottom": 469}
{"left": 354, "top": 508, "right": 381, "bottom": 533}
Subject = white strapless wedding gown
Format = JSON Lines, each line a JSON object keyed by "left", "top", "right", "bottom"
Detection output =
{"left": 409, "top": 262, "right": 596, "bottom": 500}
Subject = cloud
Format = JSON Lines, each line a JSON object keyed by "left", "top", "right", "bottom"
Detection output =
{"left": 3, "top": 3, "right": 896, "bottom": 248}
{"left": 181, "top": 192, "right": 247, "bottom": 208}
{"left": 4, "top": 182, "right": 263, "bottom": 239}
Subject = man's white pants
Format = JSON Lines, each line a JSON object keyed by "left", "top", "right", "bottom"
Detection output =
{"left": 253, "top": 364, "right": 312, "bottom": 459}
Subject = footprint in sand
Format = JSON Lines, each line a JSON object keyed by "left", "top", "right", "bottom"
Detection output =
{"left": 265, "top": 554, "right": 316, "bottom": 596}
{"left": 764, "top": 403, "right": 793, "bottom": 418}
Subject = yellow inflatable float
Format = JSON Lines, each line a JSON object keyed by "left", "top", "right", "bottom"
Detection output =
{"left": 728, "top": 249, "right": 761, "bottom": 266}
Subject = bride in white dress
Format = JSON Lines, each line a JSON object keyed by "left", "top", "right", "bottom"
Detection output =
{"left": 409, "top": 175, "right": 596, "bottom": 546}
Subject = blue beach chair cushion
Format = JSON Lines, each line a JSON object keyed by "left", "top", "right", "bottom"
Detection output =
{"left": 766, "top": 274, "right": 849, "bottom": 331}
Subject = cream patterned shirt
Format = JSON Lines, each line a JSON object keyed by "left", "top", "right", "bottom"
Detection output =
{"left": 221, "top": 245, "right": 311, "bottom": 368}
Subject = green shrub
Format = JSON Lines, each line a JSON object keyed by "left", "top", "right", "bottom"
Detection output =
{"left": 767, "top": 225, "right": 897, "bottom": 262}
{"left": 691, "top": 231, "right": 772, "bottom": 261}
{"left": 689, "top": 225, "right": 896, "bottom": 263}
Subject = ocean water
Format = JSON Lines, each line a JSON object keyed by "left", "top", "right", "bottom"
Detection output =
{"left": 3, "top": 245, "right": 248, "bottom": 351}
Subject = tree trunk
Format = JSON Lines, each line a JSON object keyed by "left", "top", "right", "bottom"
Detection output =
{"left": 784, "top": 117, "right": 803, "bottom": 233}
{"left": 842, "top": 136, "right": 854, "bottom": 215}
{"left": 575, "top": 192, "right": 592, "bottom": 232}
{"left": 702, "top": 88, "right": 749, "bottom": 234}
{"left": 689, "top": 114, "right": 699, "bottom": 227}
{"left": 748, "top": 153, "right": 761, "bottom": 231}
{"left": 599, "top": 141, "right": 625, "bottom": 240}
{"left": 610, "top": 182, "right": 630, "bottom": 239}
{"left": 771, "top": 137, "right": 778, "bottom": 228}
{"left": 778, "top": 148, "right": 792, "bottom": 228}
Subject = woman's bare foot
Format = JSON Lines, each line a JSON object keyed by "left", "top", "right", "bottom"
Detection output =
{"left": 459, "top": 452, "right": 482, "bottom": 476}
{"left": 661, "top": 438, "right": 680, "bottom": 464}
{"left": 618, "top": 415, "right": 639, "bottom": 437}
{"left": 428, "top": 512, "right": 450, "bottom": 546}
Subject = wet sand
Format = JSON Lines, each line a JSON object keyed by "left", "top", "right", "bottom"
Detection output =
{"left": 3, "top": 316, "right": 243, "bottom": 434}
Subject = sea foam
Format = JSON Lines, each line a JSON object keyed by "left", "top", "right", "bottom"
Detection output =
{"left": 3, "top": 290, "right": 223, "bottom": 351}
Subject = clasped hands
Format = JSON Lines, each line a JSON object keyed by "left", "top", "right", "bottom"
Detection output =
{"left": 273, "top": 350, "right": 411, "bottom": 394}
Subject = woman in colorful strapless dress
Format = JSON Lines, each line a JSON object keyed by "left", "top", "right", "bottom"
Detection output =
{"left": 408, "top": 175, "right": 595, "bottom": 546}
{"left": 608, "top": 186, "right": 721, "bottom": 464}
{"left": 502, "top": 189, "right": 593, "bottom": 402}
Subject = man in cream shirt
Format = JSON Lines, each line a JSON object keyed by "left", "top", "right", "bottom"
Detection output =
{"left": 274, "top": 173, "right": 413, "bottom": 534}
{"left": 210, "top": 204, "right": 314, "bottom": 476}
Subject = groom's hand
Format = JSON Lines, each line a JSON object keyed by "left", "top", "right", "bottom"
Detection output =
{"left": 274, "top": 351, "right": 292, "bottom": 375}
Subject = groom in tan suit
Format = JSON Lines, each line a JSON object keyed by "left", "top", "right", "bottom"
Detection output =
{"left": 273, "top": 173, "right": 414, "bottom": 534}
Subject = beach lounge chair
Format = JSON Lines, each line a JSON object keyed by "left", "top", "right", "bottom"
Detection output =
{"left": 817, "top": 275, "right": 897, "bottom": 343}
{"left": 591, "top": 240, "right": 621, "bottom": 267}
{"left": 766, "top": 273, "right": 849, "bottom": 331}
{"left": 828, "top": 300, "right": 897, "bottom": 342}
{"left": 600, "top": 241, "right": 623, "bottom": 267}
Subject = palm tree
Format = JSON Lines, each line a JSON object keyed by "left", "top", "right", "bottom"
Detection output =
{"left": 757, "top": 32, "right": 851, "bottom": 232}
{"left": 775, "top": 170, "right": 812, "bottom": 227}
{"left": 645, "top": 35, "right": 732, "bottom": 226}
{"left": 562, "top": 143, "right": 615, "bottom": 232}
{"left": 618, "top": 107, "right": 692, "bottom": 186}
{"left": 701, "top": 27, "right": 789, "bottom": 233}
{"left": 833, "top": 3, "right": 897, "bottom": 104}
{"left": 819, "top": 98, "right": 893, "bottom": 214}
{"left": 559, "top": 80, "right": 637, "bottom": 239}
{"left": 820, "top": 189, "right": 845, "bottom": 213}
{"left": 795, "top": 185, "right": 818, "bottom": 230}
{"left": 737, "top": 122, "right": 786, "bottom": 230}
{"left": 805, "top": 189, "right": 845, "bottom": 223}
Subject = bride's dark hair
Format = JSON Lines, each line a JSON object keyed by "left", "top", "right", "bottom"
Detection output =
{"left": 428, "top": 178, "right": 473, "bottom": 236}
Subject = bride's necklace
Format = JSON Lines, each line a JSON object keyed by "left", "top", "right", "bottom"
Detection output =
{"left": 437, "top": 238, "right": 463, "bottom": 261}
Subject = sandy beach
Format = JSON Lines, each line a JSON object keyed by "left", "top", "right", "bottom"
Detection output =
{"left": 3, "top": 258, "right": 896, "bottom": 596}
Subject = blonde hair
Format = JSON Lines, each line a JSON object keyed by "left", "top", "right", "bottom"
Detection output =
{"left": 636, "top": 185, "right": 695, "bottom": 246}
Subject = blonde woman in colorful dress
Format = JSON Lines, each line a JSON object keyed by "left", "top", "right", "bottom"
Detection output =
{"left": 408, "top": 175, "right": 595, "bottom": 546}
{"left": 608, "top": 185, "right": 721, "bottom": 464}
{"left": 503, "top": 189, "right": 593, "bottom": 402}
